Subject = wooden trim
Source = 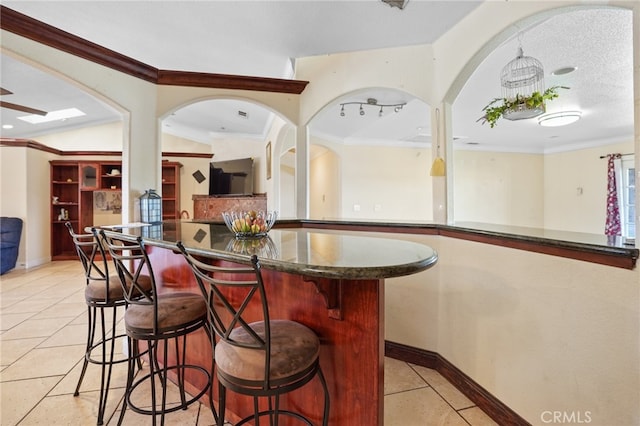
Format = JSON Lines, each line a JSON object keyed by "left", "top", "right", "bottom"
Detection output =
{"left": 385, "top": 341, "right": 531, "bottom": 426}
{"left": 0, "top": 138, "right": 62, "bottom": 155}
{"left": 0, "top": 5, "right": 158, "bottom": 83}
{"left": 297, "top": 220, "right": 440, "bottom": 236}
{"left": 162, "top": 151, "right": 214, "bottom": 159}
{"left": 1, "top": 139, "right": 213, "bottom": 159}
{"left": 0, "top": 6, "right": 309, "bottom": 94}
{"left": 438, "top": 228, "right": 636, "bottom": 270}
{"left": 157, "top": 70, "right": 308, "bottom": 94}
{"left": 0, "top": 100, "right": 47, "bottom": 116}
{"left": 51, "top": 150, "right": 123, "bottom": 157}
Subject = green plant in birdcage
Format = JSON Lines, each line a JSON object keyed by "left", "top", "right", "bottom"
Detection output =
{"left": 478, "top": 86, "right": 569, "bottom": 128}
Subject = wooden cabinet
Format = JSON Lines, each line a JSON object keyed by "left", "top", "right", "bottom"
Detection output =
{"left": 100, "top": 162, "right": 122, "bottom": 190}
{"left": 161, "top": 162, "right": 182, "bottom": 220}
{"left": 79, "top": 163, "right": 99, "bottom": 190}
{"left": 50, "top": 161, "right": 80, "bottom": 259}
{"left": 50, "top": 160, "right": 181, "bottom": 260}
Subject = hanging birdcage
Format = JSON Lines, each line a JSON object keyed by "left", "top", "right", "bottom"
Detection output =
{"left": 501, "top": 47, "right": 546, "bottom": 120}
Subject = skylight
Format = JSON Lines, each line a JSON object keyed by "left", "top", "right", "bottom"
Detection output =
{"left": 18, "top": 108, "right": 86, "bottom": 124}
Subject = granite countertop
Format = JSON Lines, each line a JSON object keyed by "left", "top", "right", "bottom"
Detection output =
{"left": 99, "top": 218, "right": 638, "bottom": 271}
{"left": 101, "top": 221, "right": 439, "bottom": 280}
{"left": 441, "top": 221, "right": 636, "bottom": 253}
{"left": 273, "top": 218, "right": 638, "bottom": 258}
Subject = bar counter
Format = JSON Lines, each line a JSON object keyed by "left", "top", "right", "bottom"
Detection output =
{"left": 274, "top": 219, "right": 638, "bottom": 269}
{"left": 105, "top": 221, "right": 438, "bottom": 425}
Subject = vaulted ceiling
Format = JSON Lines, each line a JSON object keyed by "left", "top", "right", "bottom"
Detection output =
{"left": 0, "top": 2, "right": 634, "bottom": 154}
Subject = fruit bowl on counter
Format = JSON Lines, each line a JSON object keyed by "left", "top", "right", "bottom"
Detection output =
{"left": 222, "top": 210, "right": 278, "bottom": 239}
{"left": 226, "top": 235, "right": 278, "bottom": 258}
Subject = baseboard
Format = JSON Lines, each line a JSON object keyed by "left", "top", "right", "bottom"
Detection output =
{"left": 385, "top": 341, "right": 531, "bottom": 426}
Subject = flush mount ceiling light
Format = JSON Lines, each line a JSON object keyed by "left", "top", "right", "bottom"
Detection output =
{"left": 537, "top": 111, "right": 582, "bottom": 127}
{"left": 551, "top": 66, "right": 577, "bottom": 76}
{"left": 339, "top": 98, "right": 406, "bottom": 117}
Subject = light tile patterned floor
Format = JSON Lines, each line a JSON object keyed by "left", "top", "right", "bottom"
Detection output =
{"left": 0, "top": 261, "right": 498, "bottom": 425}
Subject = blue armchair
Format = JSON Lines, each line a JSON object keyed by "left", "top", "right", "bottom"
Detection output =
{"left": 1, "top": 217, "right": 23, "bottom": 274}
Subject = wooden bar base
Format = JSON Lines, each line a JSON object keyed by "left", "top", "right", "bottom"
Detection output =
{"left": 148, "top": 245, "right": 385, "bottom": 425}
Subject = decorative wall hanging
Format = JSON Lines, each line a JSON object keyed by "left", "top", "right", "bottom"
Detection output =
{"left": 429, "top": 108, "right": 445, "bottom": 177}
{"left": 192, "top": 169, "right": 206, "bottom": 184}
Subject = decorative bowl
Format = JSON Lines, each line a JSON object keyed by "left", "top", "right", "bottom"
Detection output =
{"left": 222, "top": 210, "right": 278, "bottom": 239}
{"left": 225, "top": 235, "right": 278, "bottom": 258}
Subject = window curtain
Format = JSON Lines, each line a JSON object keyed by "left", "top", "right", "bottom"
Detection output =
{"left": 605, "top": 153, "right": 622, "bottom": 236}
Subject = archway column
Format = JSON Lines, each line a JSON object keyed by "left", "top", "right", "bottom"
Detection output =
{"left": 295, "top": 125, "right": 309, "bottom": 219}
{"left": 121, "top": 106, "right": 160, "bottom": 222}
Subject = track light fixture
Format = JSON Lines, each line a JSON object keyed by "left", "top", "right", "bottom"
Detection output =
{"left": 339, "top": 98, "right": 406, "bottom": 117}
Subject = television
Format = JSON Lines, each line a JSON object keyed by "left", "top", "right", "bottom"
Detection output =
{"left": 208, "top": 157, "right": 254, "bottom": 196}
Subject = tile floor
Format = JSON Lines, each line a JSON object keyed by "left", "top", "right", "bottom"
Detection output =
{"left": 0, "top": 261, "right": 498, "bottom": 426}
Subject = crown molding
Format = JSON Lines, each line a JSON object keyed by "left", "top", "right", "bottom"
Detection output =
{"left": 156, "top": 70, "right": 308, "bottom": 94}
{"left": 0, "top": 5, "right": 158, "bottom": 82}
{"left": 0, "top": 138, "right": 214, "bottom": 158}
{"left": 0, "top": 5, "right": 309, "bottom": 94}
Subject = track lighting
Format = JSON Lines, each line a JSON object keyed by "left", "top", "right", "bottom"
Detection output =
{"left": 339, "top": 98, "right": 407, "bottom": 117}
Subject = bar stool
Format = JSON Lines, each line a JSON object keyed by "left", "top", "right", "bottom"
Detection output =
{"left": 65, "top": 223, "right": 145, "bottom": 425}
{"left": 99, "top": 230, "right": 214, "bottom": 426}
{"left": 178, "top": 243, "right": 330, "bottom": 426}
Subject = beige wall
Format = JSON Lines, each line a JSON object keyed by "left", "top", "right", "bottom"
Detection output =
{"left": 309, "top": 146, "right": 340, "bottom": 220}
{"left": 309, "top": 137, "right": 434, "bottom": 221}
{"left": 0, "top": 145, "right": 56, "bottom": 268}
{"left": 452, "top": 140, "right": 635, "bottom": 233}
{"left": 358, "top": 230, "right": 639, "bottom": 426}
{"left": 544, "top": 141, "right": 635, "bottom": 233}
{"left": 419, "top": 235, "right": 638, "bottom": 426}
{"left": 1, "top": 146, "right": 29, "bottom": 267}
{"left": 453, "top": 150, "right": 544, "bottom": 227}
{"left": 278, "top": 153, "right": 296, "bottom": 218}
{"left": 34, "top": 121, "right": 123, "bottom": 151}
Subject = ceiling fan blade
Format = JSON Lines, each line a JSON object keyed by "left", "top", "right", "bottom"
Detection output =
{"left": 0, "top": 87, "right": 14, "bottom": 96}
{"left": 0, "top": 101, "right": 48, "bottom": 116}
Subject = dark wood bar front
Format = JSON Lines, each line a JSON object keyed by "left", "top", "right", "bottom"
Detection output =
{"left": 104, "top": 221, "right": 438, "bottom": 425}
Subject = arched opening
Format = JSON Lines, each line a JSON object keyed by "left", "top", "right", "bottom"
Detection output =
{"left": 160, "top": 97, "right": 295, "bottom": 218}
{"left": 450, "top": 7, "right": 634, "bottom": 235}
{"left": 308, "top": 88, "right": 433, "bottom": 221}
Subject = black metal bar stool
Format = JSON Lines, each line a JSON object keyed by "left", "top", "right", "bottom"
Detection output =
{"left": 100, "top": 230, "right": 215, "bottom": 426}
{"left": 65, "top": 222, "right": 145, "bottom": 425}
{"left": 178, "top": 242, "right": 330, "bottom": 426}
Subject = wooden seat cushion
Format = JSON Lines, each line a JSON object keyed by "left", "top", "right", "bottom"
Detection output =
{"left": 124, "top": 292, "right": 207, "bottom": 335}
{"left": 84, "top": 275, "right": 152, "bottom": 303}
{"left": 215, "top": 319, "right": 320, "bottom": 382}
